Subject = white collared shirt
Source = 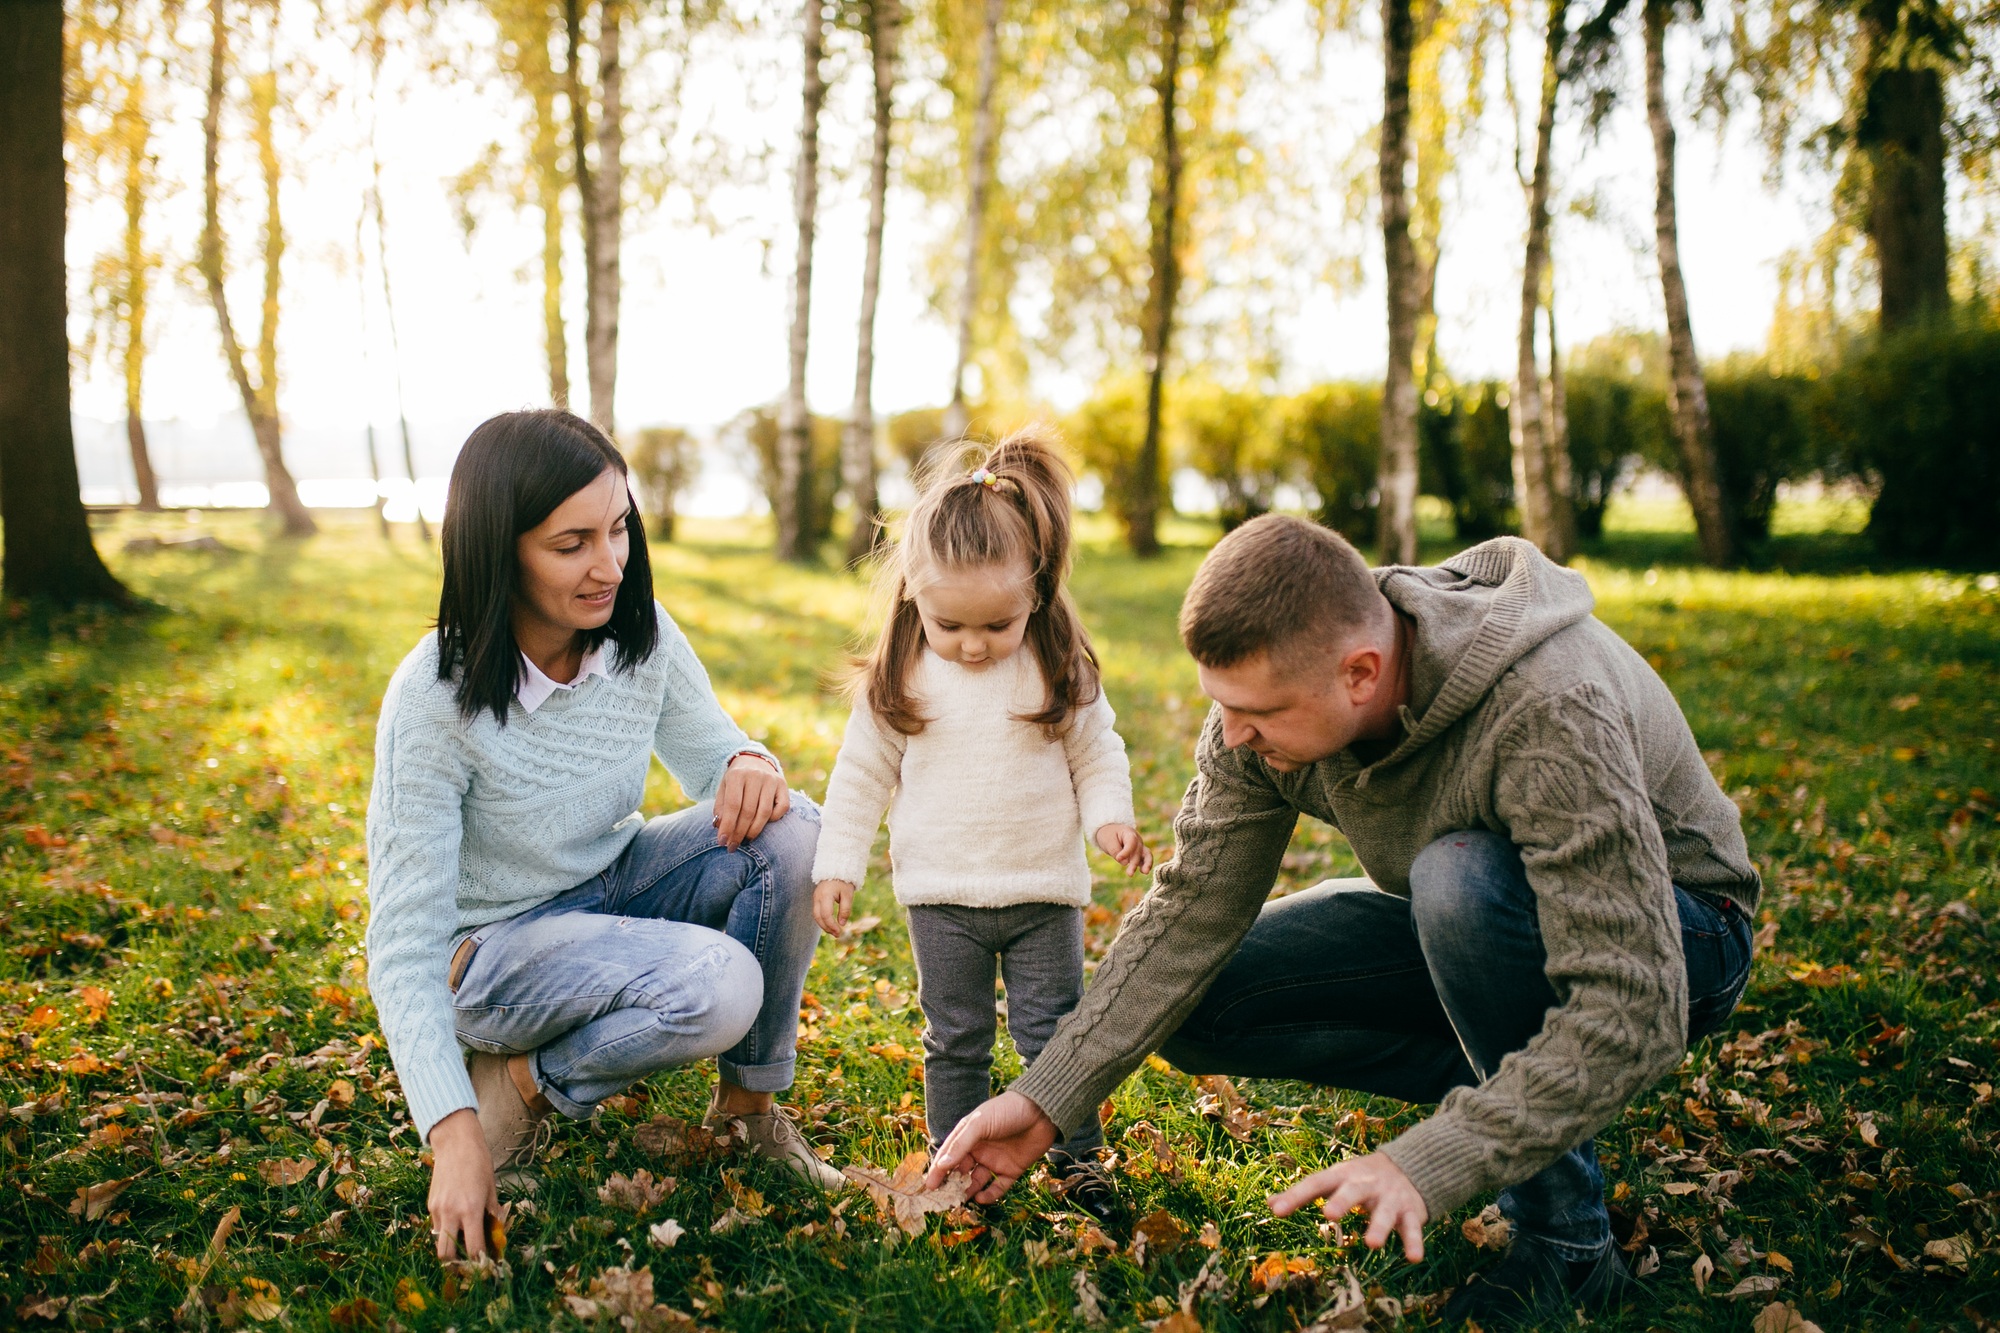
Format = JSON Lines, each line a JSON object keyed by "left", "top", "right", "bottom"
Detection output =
{"left": 517, "top": 641, "right": 612, "bottom": 714}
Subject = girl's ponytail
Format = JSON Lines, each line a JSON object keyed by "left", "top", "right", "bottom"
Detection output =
{"left": 850, "top": 427, "right": 1101, "bottom": 738}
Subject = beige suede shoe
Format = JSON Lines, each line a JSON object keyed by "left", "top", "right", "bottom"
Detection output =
{"left": 469, "top": 1052, "right": 553, "bottom": 1189}
{"left": 703, "top": 1090, "right": 846, "bottom": 1191}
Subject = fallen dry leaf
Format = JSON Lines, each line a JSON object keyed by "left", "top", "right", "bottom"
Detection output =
{"left": 1131, "top": 1207, "right": 1188, "bottom": 1260}
{"left": 633, "top": 1114, "right": 732, "bottom": 1164}
{"left": 1250, "top": 1251, "right": 1318, "bottom": 1293}
{"left": 841, "top": 1150, "right": 973, "bottom": 1235}
{"left": 1152, "top": 1314, "right": 1203, "bottom": 1333}
{"left": 257, "top": 1157, "right": 313, "bottom": 1188}
{"left": 1193, "top": 1075, "right": 1268, "bottom": 1142}
{"left": 1072, "top": 1269, "right": 1107, "bottom": 1325}
{"left": 566, "top": 1266, "right": 698, "bottom": 1332}
{"left": 840, "top": 914, "right": 883, "bottom": 939}
{"left": 328, "top": 1297, "right": 379, "bottom": 1329}
{"left": 1197, "top": 1219, "right": 1222, "bottom": 1249}
{"left": 68, "top": 1175, "right": 140, "bottom": 1221}
{"left": 1725, "top": 1275, "right": 1785, "bottom": 1299}
{"left": 238, "top": 1277, "right": 283, "bottom": 1322}
{"left": 1923, "top": 1235, "right": 1972, "bottom": 1269}
{"left": 1751, "top": 1302, "right": 1825, "bottom": 1333}
{"left": 648, "top": 1219, "right": 685, "bottom": 1248}
{"left": 710, "top": 1205, "right": 762, "bottom": 1234}
{"left": 1461, "top": 1204, "right": 1512, "bottom": 1250}
{"left": 597, "top": 1169, "right": 676, "bottom": 1213}
{"left": 1693, "top": 1252, "right": 1715, "bottom": 1295}
{"left": 326, "top": 1079, "right": 356, "bottom": 1108}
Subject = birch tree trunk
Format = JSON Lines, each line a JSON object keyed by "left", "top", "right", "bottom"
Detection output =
{"left": 943, "top": 0, "right": 1002, "bottom": 441}
{"left": 530, "top": 37, "right": 570, "bottom": 408}
{"left": 0, "top": 0, "right": 130, "bottom": 604}
{"left": 776, "top": 0, "right": 825, "bottom": 561}
{"left": 199, "top": 0, "right": 314, "bottom": 537}
{"left": 1509, "top": 0, "right": 1562, "bottom": 560}
{"left": 369, "top": 153, "right": 431, "bottom": 542}
{"left": 1377, "top": 0, "right": 1420, "bottom": 565}
{"left": 1543, "top": 291, "right": 1574, "bottom": 553}
{"left": 1130, "top": 0, "right": 1189, "bottom": 560}
{"left": 585, "top": 0, "right": 622, "bottom": 437}
{"left": 1644, "top": 0, "right": 1733, "bottom": 566}
{"left": 845, "top": 0, "right": 898, "bottom": 566}
{"left": 119, "top": 96, "right": 161, "bottom": 511}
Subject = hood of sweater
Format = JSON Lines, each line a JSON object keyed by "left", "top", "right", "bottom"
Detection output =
{"left": 1356, "top": 536, "right": 1596, "bottom": 783}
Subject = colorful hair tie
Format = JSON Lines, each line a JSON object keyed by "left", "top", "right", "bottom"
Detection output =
{"left": 970, "top": 468, "right": 998, "bottom": 487}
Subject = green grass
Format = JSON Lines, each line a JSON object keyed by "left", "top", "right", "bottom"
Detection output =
{"left": 1, "top": 505, "right": 1996, "bottom": 1331}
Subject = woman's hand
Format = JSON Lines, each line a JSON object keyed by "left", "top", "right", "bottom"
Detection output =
{"left": 1094, "top": 824, "right": 1153, "bottom": 875}
{"left": 427, "top": 1109, "right": 503, "bottom": 1262}
{"left": 714, "top": 753, "right": 789, "bottom": 850}
{"left": 813, "top": 879, "right": 855, "bottom": 936}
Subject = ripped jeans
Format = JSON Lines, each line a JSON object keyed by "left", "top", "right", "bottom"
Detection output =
{"left": 447, "top": 797, "right": 821, "bottom": 1118}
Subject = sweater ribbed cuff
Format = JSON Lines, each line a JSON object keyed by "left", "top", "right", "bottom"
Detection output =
{"left": 809, "top": 850, "right": 868, "bottom": 889}
{"left": 1379, "top": 1111, "right": 1490, "bottom": 1218}
{"left": 1008, "top": 1040, "right": 1109, "bottom": 1139}
{"left": 402, "top": 1054, "right": 480, "bottom": 1145}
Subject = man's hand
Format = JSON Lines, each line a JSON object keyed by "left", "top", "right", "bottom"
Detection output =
{"left": 813, "top": 878, "right": 855, "bottom": 936}
{"left": 428, "top": 1109, "right": 504, "bottom": 1262}
{"left": 923, "top": 1090, "right": 1058, "bottom": 1203}
{"left": 1093, "top": 824, "right": 1153, "bottom": 875}
{"left": 1268, "top": 1150, "right": 1429, "bottom": 1261}
{"left": 714, "top": 753, "right": 789, "bottom": 850}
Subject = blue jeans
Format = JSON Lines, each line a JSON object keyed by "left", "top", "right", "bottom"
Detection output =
{"left": 448, "top": 797, "right": 821, "bottom": 1119}
{"left": 1159, "top": 829, "right": 1754, "bottom": 1261}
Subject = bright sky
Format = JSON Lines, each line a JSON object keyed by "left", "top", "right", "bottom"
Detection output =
{"left": 65, "top": 4, "right": 1845, "bottom": 511}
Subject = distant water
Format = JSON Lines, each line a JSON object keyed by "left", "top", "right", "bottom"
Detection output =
{"left": 72, "top": 413, "right": 762, "bottom": 519}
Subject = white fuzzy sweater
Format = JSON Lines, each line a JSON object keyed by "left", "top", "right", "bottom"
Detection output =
{"left": 812, "top": 650, "right": 1136, "bottom": 909}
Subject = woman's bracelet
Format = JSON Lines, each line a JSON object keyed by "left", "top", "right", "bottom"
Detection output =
{"left": 732, "top": 750, "right": 783, "bottom": 777}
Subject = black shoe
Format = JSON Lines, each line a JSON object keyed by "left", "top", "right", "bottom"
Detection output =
{"left": 1440, "top": 1235, "right": 1636, "bottom": 1328}
{"left": 1045, "top": 1149, "right": 1121, "bottom": 1228}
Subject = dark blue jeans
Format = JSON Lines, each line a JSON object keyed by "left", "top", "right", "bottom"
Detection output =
{"left": 1159, "top": 829, "right": 1753, "bottom": 1261}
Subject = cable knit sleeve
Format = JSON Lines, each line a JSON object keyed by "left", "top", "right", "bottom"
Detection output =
{"left": 650, "top": 604, "right": 769, "bottom": 801}
{"left": 811, "top": 703, "right": 904, "bottom": 888}
{"left": 1063, "top": 689, "right": 1136, "bottom": 837}
{"left": 363, "top": 661, "right": 476, "bottom": 1143}
{"left": 1010, "top": 707, "right": 1298, "bottom": 1135}
{"left": 1379, "top": 680, "right": 1689, "bottom": 1217}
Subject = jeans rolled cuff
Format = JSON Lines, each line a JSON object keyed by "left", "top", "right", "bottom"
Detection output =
{"left": 1505, "top": 1220, "right": 1611, "bottom": 1265}
{"left": 718, "top": 1054, "right": 795, "bottom": 1094}
{"left": 531, "top": 1053, "right": 598, "bottom": 1121}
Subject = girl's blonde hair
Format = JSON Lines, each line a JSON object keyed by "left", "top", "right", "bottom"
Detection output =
{"left": 851, "top": 428, "right": 1100, "bottom": 738}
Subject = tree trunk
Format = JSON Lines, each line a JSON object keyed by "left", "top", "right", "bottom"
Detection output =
{"left": 0, "top": 1, "right": 130, "bottom": 604}
{"left": 369, "top": 145, "right": 431, "bottom": 542}
{"left": 1543, "top": 292, "right": 1574, "bottom": 553}
{"left": 530, "top": 41, "right": 570, "bottom": 408}
{"left": 1644, "top": 0, "right": 1733, "bottom": 565}
{"left": 1858, "top": 0, "right": 1949, "bottom": 332}
{"left": 1130, "top": 0, "right": 1188, "bottom": 560}
{"left": 845, "top": 0, "right": 898, "bottom": 567}
{"left": 1509, "top": 0, "right": 1564, "bottom": 560}
{"left": 585, "top": 0, "right": 622, "bottom": 437}
{"left": 119, "top": 91, "right": 161, "bottom": 512}
{"left": 943, "top": 0, "right": 1003, "bottom": 441}
{"left": 199, "top": 0, "right": 313, "bottom": 537}
{"left": 1377, "top": 0, "right": 1420, "bottom": 565}
{"left": 776, "top": 0, "right": 825, "bottom": 562}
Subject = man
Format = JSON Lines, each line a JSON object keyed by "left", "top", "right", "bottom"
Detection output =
{"left": 928, "top": 517, "right": 1758, "bottom": 1325}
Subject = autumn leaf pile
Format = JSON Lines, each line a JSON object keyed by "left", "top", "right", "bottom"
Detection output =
{"left": 0, "top": 511, "right": 1995, "bottom": 1330}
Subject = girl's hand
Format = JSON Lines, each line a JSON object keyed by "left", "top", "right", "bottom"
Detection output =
{"left": 714, "top": 753, "right": 790, "bottom": 850}
{"left": 1094, "top": 824, "right": 1153, "bottom": 875}
{"left": 427, "top": 1109, "right": 504, "bottom": 1262}
{"left": 813, "top": 878, "right": 855, "bottom": 936}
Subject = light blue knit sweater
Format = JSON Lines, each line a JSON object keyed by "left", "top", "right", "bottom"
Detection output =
{"left": 364, "top": 603, "right": 770, "bottom": 1139}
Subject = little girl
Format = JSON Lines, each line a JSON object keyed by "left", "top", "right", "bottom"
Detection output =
{"left": 811, "top": 431, "right": 1150, "bottom": 1220}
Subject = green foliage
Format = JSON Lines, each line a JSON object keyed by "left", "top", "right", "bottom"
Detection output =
{"left": 1703, "top": 360, "right": 1821, "bottom": 546}
{"left": 1067, "top": 375, "right": 1166, "bottom": 535}
{"left": 1279, "top": 381, "right": 1381, "bottom": 543}
{"left": 1818, "top": 320, "right": 2000, "bottom": 566}
{"left": 626, "top": 426, "right": 702, "bottom": 543}
{"left": 731, "top": 407, "right": 845, "bottom": 557}
{"left": 1419, "top": 380, "right": 1516, "bottom": 541}
{"left": 1172, "top": 379, "right": 1282, "bottom": 530}
{"left": 2, "top": 511, "right": 1998, "bottom": 1330}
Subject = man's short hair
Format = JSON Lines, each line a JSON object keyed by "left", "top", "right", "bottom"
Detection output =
{"left": 1179, "top": 514, "right": 1386, "bottom": 670}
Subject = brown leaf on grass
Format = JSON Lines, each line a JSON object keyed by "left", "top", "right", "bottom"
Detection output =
{"left": 1726, "top": 1276, "right": 1785, "bottom": 1299}
{"left": 633, "top": 1115, "right": 733, "bottom": 1164}
{"left": 1923, "top": 1235, "right": 1973, "bottom": 1269}
{"left": 76, "top": 986, "right": 113, "bottom": 1024}
{"left": 16, "top": 1295, "right": 67, "bottom": 1322}
{"left": 1787, "top": 961, "right": 1856, "bottom": 987}
{"left": 1071, "top": 1270, "right": 1108, "bottom": 1325}
{"left": 297, "top": 1210, "right": 348, "bottom": 1245}
{"left": 392, "top": 1277, "right": 429, "bottom": 1313}
{"left": 1131, "top": 1208, "right": 1187, "bottom": 1260}
{"left": 238, "top": 1278, "right": 283, "bottom": 1321}
{"left": 326, "top": 1079, "right": 356, "bottom": 1108}
{"left": 597, "top": 1169, "right": 677, "bottom": 1213}
{"left": 565, "top": 1266, "right": 699, "bottom": 1331}
{"left": 1122, "top": 1120, "right": 1182, "bottom": 1179}
{"left": 839, "top": 914, "right": 883, "bottom": 940}
{"left": 1197, "top": 1219, "right": 1222, "bottom": 1249}
{"left": 1249, "top": 1251, "right": 1318, "bottom": 1293}
{"left": 1152, "top": 1314, "right": 1204, "bottom": 1333}
{"left": 328, "top": 1297, "right": 380, "bottom": 1328}
{"left": 1751, "top": 1302, "right": 1825, "bottom": 1333}
{"left": 1462, "top": 1204, "right": 1512, "bottom": 1250}
{"left": 840, "top": 1150, "right": 972, "bottom": 1235}
{"left": 1193, "top": 1075, "right": 1268, "bottom": 1142}
{"left": 257, "top": 1158, "right": 313, "bottom": 1187}
{"left": 68, "top": 1174, "right": 140, "bottom": 1221}
{"left": 1692, "top": 1252, "right": 1715, "bottom": 1295}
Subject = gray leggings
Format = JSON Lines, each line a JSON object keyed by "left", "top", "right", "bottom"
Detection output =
{"left": 906, "top": 901, "right": 1104, "bottom": 1158}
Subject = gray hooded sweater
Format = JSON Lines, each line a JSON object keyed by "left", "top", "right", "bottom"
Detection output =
{"left": 1010, "top": 537, "right": 1759, "bottom": 1217}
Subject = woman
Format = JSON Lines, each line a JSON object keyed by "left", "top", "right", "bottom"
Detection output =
{"left": 365, "top": 409, "right": 838, "bottom": 1264}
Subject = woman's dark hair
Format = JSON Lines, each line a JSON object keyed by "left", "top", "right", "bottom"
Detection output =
{"left": 436, "top": 409, "right": 658, "bottom": 724}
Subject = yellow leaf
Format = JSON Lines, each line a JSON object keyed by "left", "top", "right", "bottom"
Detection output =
{"left": 1766, "top": 1249, "right": 1794, "bottom": 1273}
{"left": 393, "top": 1277, "right": 428, "bottom": 1313}
{"left": 239, "top": 1278, "right": 283, "bottom": 1322}
{"left": 326, "top": 1079, "right": 356, "bottom": 1108}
